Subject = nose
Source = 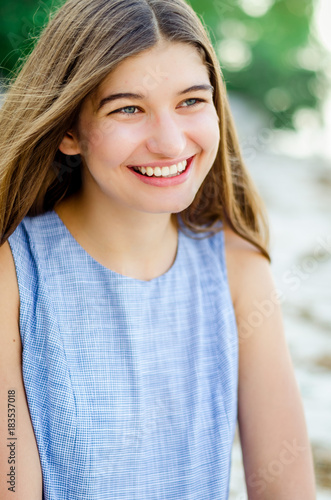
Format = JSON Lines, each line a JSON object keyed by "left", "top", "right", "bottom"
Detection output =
{"left": 146, "top": 112, "right": 187, "bottom": 158}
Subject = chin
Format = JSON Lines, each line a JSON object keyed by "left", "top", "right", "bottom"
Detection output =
{"left": 155, "top": 196, "right": 196, "bottom": 215}
{"left": 172, "top": 193, "right": 198, "bottom": 214}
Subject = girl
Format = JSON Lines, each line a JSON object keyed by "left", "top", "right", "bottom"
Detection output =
{"left": 0, "top": 0, "right": 315, "bottom": 498}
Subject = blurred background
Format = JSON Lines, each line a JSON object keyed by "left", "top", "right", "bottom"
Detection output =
{"left": 0, "top": 0, "right": 330, "bottom": 497}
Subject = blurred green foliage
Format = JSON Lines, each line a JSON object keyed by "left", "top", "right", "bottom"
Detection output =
{"left": 0, "top": 1, "right": 56, "bottom": 74}
{"left": 191, "top": 0, "right": 326, "bottom": 128}
{"left": 0, "top": 0, "right": 327, "bottom": 128}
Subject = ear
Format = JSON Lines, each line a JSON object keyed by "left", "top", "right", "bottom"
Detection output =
{"left": 59, "top": 130, "right": 81, "bottom": 156}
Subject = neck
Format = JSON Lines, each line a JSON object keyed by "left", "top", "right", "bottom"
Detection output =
{"left": 55, "top": 193, "right": 179, "bottom": 281}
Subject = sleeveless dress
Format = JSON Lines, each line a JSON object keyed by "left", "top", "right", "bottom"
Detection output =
{"left": 8, "top": 211, "right": 238, "bottom": 500}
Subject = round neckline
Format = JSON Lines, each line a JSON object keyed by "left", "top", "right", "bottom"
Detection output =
{"left": 51, "top": 210, "right": 182, "bottom": 284}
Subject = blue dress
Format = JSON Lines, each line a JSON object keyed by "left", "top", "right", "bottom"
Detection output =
{"left": 8, "top": 211, "right": 238, "bottom": 500}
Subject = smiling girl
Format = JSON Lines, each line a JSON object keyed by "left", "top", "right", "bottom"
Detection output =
{"left": 0, "top": 0, "right": 315, "bottom": 499}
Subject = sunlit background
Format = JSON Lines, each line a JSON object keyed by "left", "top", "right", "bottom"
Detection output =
{"left": 0, "top": 0, "right": 330, "bottom": 497}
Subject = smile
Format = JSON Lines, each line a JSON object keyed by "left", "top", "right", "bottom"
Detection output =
{"left": 132, "top": 160, "right": 188, "bottom": 178}
{"left": 129, "top": 156, "right": 195, "bottom": 187}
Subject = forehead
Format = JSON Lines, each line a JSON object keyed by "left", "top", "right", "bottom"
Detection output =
{"left": 95, "top": 40, "right": 210, "bottom": 98}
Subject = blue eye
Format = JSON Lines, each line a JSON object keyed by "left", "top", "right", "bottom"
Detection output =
{"left": 110, "top": 106, "right": 139, "bottom": 115}
{"left": 109, "top": 98, "right": 206, "bottom": 116}
{"left": 120, "top": 106, "right": 139, "bottom": 114}
{"left": 181, "top": 98, "right": 205, "bottom": 107}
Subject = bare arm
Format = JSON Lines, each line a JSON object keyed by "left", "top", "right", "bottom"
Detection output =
{"left": 0, "top": 242, "right": 43, "bottom": 499}
{"left": 224, "top": 229, "right": 316, "bottom": 499}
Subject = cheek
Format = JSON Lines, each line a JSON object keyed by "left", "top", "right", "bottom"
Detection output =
{"left": 191, "top": 112, "right": 220, "bottom": 153}
{"left": 81, "top": 123, "right": 141, "bottom": 164}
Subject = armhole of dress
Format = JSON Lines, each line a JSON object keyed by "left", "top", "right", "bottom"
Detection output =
{"left": 218, "top": 228, "right": 236, "bottom": 311}
{"left": 219, "top": 229, "right": 230, "bottom": 283}
{"left": 8, "top": 227, "right": 27, "bottom": 347}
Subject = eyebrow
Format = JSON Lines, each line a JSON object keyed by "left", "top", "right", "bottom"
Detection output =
{"left": 97, "top": 84, "right": 214, "bottom": 111}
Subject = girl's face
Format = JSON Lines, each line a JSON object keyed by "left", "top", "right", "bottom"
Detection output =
{"left": 61, "top": 40, "right": 220, "bottom": 216}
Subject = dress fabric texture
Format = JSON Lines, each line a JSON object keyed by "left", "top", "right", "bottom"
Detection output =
{"left": 8, "top": 211, "right": 238, "bottom": 500}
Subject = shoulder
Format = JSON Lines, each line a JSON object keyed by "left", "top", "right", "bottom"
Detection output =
{"left": 0, "top": 241, "right": 19, "bottom": 319}
{"left": 7, "top": 212, "right": 58, "bottom": 268}
{"left": 223, "top": 229, "right": 316, "bottom": 497}
{"left": 0, "top": 242, "right": 43, "bottom": 499}
{"left": 0, "top": 241, "right": 21, "bottom": 399}
{"left": 223, "top": 226, "right": 273, "bottom": 312}
{"left": 0, "top": 241, "right": 20, "bottom": 358}
{"left": 224, "top": 229, "right": 316, "bottom": 497}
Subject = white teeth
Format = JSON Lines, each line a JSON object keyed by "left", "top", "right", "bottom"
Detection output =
{"left": 179, "top": 160, "right": 187, "bottom": 172}
{"left": 134, "top": 159, "right": 189, "bottom": 178}
{"left": 162, "top": 166, "right": 170, "bottom": 176}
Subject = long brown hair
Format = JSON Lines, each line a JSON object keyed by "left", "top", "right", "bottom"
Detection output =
{"left": 0, "top": 0, "right": 270, "bottom": 259}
